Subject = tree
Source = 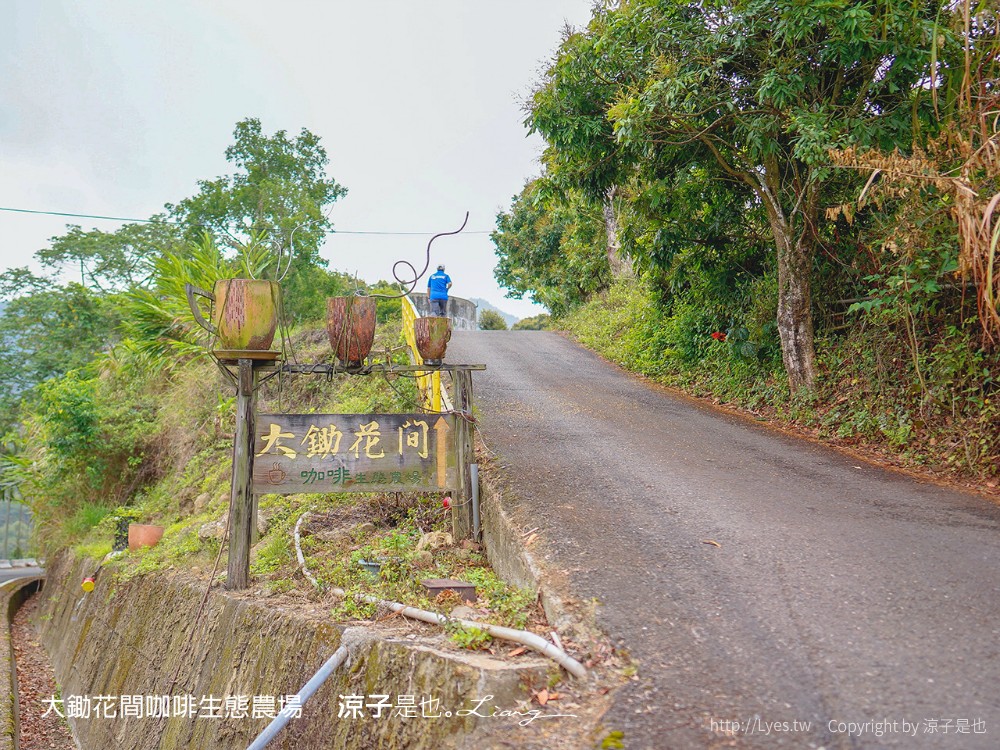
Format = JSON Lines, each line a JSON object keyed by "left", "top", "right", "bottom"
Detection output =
{"left": 168, "top": 118, "right": 347, "bottom": 321}
{"left": 512, "top": 313, "right": 551, "bottom": 331}
{"left": 38, "top": 218, "right": 184, "bottom": 291}
{"left": 477, "top": 310, "right": 509, "bottom": 330}
{"left": 530, "top": 0, "right": 942, "bottom": 391}
{"left": 0, "top": 276, "right": 119, "bottom": 428}
{"left": 492, "top": 179, "right": 610, "bottom": 316}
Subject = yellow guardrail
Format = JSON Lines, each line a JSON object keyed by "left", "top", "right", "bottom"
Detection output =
{"left": 402, "top": 295, "right": 442, "bottom": 412}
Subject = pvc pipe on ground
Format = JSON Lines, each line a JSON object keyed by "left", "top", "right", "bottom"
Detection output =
{"left": 293, "top": 511, "right": 320, "bottom": 589}
{"left": 292, "top": 512, "right": 587, "bottom": 679}
{"left": 244, "top": 645, "right": 349, "bottom": 750}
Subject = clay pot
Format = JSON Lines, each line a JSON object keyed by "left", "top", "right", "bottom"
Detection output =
{"left": 327, "top": 296, "right": 377, "bottom": 366}
{"left": 128, "top": 523, "right": 164, "bottom": 552}
{"left": 414, "top": 316, "right": 451, "bottom": 364}
{"left": 186, "top": 279, "right": 279, "bottom": 351}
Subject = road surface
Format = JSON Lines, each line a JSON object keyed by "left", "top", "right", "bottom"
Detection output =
{"left": 0, "top": 563, "right": 43, "bottom": 585}
{"left": 449, "top": 331, "right": 1000, "bottom": 749}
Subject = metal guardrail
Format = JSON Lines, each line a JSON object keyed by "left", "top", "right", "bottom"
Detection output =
{"left": 0, "top": 560, "right": 38, "bottom": 570}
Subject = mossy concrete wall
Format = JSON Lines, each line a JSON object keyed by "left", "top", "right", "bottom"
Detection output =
{"left": 36, "top": 554, "right": 552, "bottom": 750}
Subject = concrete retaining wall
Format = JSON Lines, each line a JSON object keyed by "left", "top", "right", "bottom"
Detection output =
{"left": 35, "top": 555, "right": 552, "bottom": 750}
{"left": 408, "top": 294, "right": 477, "bottom": 331}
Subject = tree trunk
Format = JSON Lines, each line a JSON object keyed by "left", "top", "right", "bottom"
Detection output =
{"left": 603, "top": 186, "right": 633, "bottom": 278}
{"left": 772, "top": 218, "right": 817, "bottom": 393}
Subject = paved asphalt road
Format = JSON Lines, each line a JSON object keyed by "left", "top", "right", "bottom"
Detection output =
{"left": 449, "top": 331, "right": 1000, "bottom": 750}
{"left": 0, "top": 566, "right": 44, "bottom": 585}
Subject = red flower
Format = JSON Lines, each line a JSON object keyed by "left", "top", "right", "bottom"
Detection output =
{"left": 711, "top": 331, "right": 727, "bottom": 342}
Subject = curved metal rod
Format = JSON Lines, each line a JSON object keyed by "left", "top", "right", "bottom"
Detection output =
{"left": 272, "top": 220, "right": 319, "bottom": 283}
{"left": 369, "top": 211, "right": 469, "bottom": 300}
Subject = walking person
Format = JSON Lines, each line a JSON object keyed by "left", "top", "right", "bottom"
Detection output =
{"left": 427, "top": 264, "right": 452, "bottom": 316}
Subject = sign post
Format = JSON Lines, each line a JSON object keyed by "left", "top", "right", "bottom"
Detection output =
{"left": 219, "top": 361, "right": 482, "bottom": 590}
{"left": 452, "top": 369, "right": 474, "bottom": 541}
{"left": 226, "top": 358, "right": 257, "bottom": 590}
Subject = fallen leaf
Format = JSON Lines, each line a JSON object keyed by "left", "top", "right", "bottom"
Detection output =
{"left": 535, "top": 688, "right": 549, "bottom": 706}
{"left": 701, "top": 540, "right": 721, "bottom": 548}
{"left": 509, "top": 647, "right": 527, "bottom": 657}
{"left": 547, "top": 692, "right": 562, "bottom": 701}
{"left": 525, "top": 533, "right": 539, "bottom": 546}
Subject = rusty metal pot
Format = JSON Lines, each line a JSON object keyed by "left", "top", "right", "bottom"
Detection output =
{"left": 185, "top": 279, "right": 279, "bottom": 351}
{"left": 327, "top": 296, "right": 377, "bottom": 366}
{"left": 414, "top": 316, "right": 451, "bottom": 365}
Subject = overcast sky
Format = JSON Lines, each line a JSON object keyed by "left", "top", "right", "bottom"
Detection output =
{"left": 0, "top": 1, "right": 594, "bottom": 318}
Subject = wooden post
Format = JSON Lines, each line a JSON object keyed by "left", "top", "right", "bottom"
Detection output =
{"left": 250, "top": 493, "right": 260, "bottom": 546}
{"left": 451, "top": 369, "right": 475, "bottom": 541}
{"left": 226, "top": 358, "right": 257, "bottom": 590}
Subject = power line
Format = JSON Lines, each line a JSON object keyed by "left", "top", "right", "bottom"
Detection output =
{"left": 0, "top": 205, "right": 177, "bottom": 224}
{"left": 0, "top": 205, "right": 492, "bottom": 235}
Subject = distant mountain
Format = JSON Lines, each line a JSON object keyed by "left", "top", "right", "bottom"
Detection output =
{"left": 470, "top": 298, "right": 518, "bottom": 327}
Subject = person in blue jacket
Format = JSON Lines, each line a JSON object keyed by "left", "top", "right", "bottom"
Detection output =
{"left": 427, "top": 264, "right": 452, "bottom": 316}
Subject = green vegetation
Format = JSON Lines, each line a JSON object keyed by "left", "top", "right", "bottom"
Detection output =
{"left": 493, "top": 1, "right": 999, "bottom": 480}
{"left": 251, "top": 491, "right": 542, "bottom": 642}
{"left": 476, "top": 310, "right": 508, "bottom": 330}
{"left": 0, "top": 111, "right": 538, "bottom": 640}
{"left": 512, "top": 314, "right": 551, "bottom": 331}
{"left": 0, "top": 117, "right": 442, "bottom": 559}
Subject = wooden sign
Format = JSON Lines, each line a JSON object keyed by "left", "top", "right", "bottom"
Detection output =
{"left": 252, "top": 413, "right": 458, "bottom": 493}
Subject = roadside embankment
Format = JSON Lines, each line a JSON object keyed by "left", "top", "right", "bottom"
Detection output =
{"left": 35, "top": 553, "right": 561, "bottom": 750}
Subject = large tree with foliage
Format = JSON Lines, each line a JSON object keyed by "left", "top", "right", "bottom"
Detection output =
{"left": 493, "top": 179, "right": 611, "bottom": 316}
{"left": 0, "top": 118, "right": 350, "bottom": 428}
{"left": 529, "top": 0, "right": 943, "bottom": 391}
{"left": 169, "top": 118, "right": 347, "bottom": 320}
{"left": 38, "top": 218, "right": 185, "bottom": 291}
{"left": 0, "top": 270, "right": 119, "bottom": 428}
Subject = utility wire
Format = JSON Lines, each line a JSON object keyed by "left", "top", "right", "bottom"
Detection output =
{"left": 0, "top": 205, "right": 492, "bottom": 235}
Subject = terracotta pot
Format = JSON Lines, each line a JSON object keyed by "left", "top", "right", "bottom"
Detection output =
{"left": 414, "top": 316, "right": 451, "bottom": 364}
{"left": 128, "top": 523, "right": 164, "bottom": 552}
{"left": 327, "top": 296, "right": 377, "bottom": 365}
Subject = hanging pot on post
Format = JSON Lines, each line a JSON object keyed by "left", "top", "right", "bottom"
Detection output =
{"left": 414, "top": 316, "right": 451, "bottom": 366}
{"left": 327, "top": 295, "right": 377, "bottom": 366}
{"left": 185, "top": 279, "right": 280, "bottom": 351}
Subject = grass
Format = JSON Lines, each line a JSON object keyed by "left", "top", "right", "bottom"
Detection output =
{"left": 560, "top": 278, "right": 1000, "bottom": 483}
{"left": 264, "top": 492, "right": 542, "bottom": 644}
{"left": 54, "top": 313, "right": 540, "bottom": 651}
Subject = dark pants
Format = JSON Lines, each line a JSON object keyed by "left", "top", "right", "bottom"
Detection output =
{"left": 430, "top": 298, "right": 448, "bottom": 316}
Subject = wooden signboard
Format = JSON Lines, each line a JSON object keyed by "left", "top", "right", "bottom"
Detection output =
{"left": 252, "top": 413, "right": 458, "bottom": 493}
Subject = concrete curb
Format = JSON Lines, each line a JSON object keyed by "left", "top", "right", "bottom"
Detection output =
{"left": 476, "top": 453, "right": 589, "bottom": 639}
{"left": 1, "top": 576, "right": 45, "bottom": 750}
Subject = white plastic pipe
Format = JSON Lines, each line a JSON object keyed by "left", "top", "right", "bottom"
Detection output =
{"left": 470, "top": 463, "right": 481, "bottom": 540}
{"left": 292, "top": 512, "right": 586, "bottom": 679}
{"left": 245, "top": 645, "right": 349, "bottom": 750}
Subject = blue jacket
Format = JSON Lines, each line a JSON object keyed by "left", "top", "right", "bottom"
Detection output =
{"left": 428, "top": 271, "right": 451, "bottom": 300}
